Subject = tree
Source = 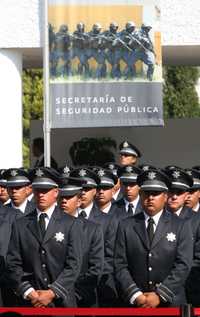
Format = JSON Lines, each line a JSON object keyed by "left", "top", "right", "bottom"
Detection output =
{"left": 23, "top": 69, "right": 43, "bottom": 167}
{"left": 163, "top": 66, "right": 200, "bottom": 118}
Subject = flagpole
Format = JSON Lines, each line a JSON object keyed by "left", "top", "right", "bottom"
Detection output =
{"left": 43, "top": 0, "right": 51, "bottom": 167}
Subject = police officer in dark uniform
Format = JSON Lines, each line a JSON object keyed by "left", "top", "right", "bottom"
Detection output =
{"left": 135, "top": 23, "right": 155, "bottom": 81}
{"left": 72, "top": 22, "right": 90, "bottom": 77}
{"left": 70, "top": 167, "right": 119, "bottom": 307}
{"left": 165, "top": 167, "right": 194, "bottom": 220}
{"left": 119, "top": 141, "right": 141, "bottom": 166}
{"left": 120, "top": 21, "right": 138, "bottom": 78}
{"left": 4, "top": 168, "right": 35, "bottom": 217}
{"left": 58, "top": 176, "right": 104, "bottom": 307}
{"left": 116, "top": 165, "right": 143, "bottom": 217}
{"left": 185, "top": 168, "right": 200, "bottom": 212}
{"left": 103, "top": 22, "right": 121, "bottom": 78}
{"left": 88, "top": 23, "right": 107, "bottom": 78}
{"left": 114, "top": 168, "right": 193, "bottom": 307}
{"left": 52, "top": 24, "right": 72, "bottom": 77}
{"left": 6, "top": 167, "right": 83, "bottom": 307}
{"left": 104, "top": 163, "right": 123, "bottom": 203}
{"left": 0, "top": 169, "right": 10, "bottom": 206}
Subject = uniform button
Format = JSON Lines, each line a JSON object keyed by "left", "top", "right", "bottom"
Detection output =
{"left": 42, "top": 250, "right": 45, "bottom": 254}
{"left": 44, "top": 278, "right": 48, "bottom": 282}
{"left": 149, "top": 267, "right": 152, "bottom": 271}
{"left": 149, "top": 253, "right": 152, "bottom": 257}
{"left": 149, "top": 281, "right": 153, "bottom": 285}
{"left": 42, "top": 264, "right": 46, "bottom": 268}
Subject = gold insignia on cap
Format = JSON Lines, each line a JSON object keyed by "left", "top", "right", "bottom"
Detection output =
{"left": 123, "top": 141, "right": 129, "bottom": 148}
{"left": 11, "top": 170, "right": 18, "bottom": 177}
{"left": 79, "top": 169, "right": 86, "bottom": 177}
{"left": 148, "top": 171, "right": 156, "bottom": 180}
{"left": 98, "top": 169, "right": 105, "bottom": 177}
{"left": 172, "top": 171, "right": 180, "bottom": 179}
{"left": 126, "top": 166, "right": 133, "bottom": 173}
{"left": 36, "top": 169, "right": 44, "bottom": 177}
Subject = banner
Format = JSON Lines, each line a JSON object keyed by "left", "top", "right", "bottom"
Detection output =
{"left": 48, "top": 0, "right": 163, "bottom": 128}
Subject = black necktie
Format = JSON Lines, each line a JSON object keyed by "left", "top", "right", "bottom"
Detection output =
{"left": 39, "top": 213, "right": 47, "bottom": 238}
{"left": 79, "top": 210, "right": 87, "bottom": 219}
{"left": 147, "top": 217, "right": 154, "bottom": 244}
{"left": 127, "top": 203, "right": 133, "bottom": 215}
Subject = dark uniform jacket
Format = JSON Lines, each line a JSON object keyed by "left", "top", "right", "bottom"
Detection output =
{"left": 6, "top": 207, "right": 83, "bottom": 307}
{"left": 185, "top": 211, "right": 200, "bottom": 305}
{"left": 114, "top": 210, "right": 193, "bottom": 306}
{"left": 87, "top": 203, "right": 119, "bottom": 306}
{"left": 116, "top": 197, "right": 143, "bottom": 219}
{"left": 6, "top": 200, "right": 36, "bottom": 219}
{"left": 75, "top": 219, "right": 104, "bottom": 307}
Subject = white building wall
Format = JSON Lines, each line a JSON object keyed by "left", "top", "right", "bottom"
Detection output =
{"left": 0, "top": 0, "right": 200, "bottom": 49}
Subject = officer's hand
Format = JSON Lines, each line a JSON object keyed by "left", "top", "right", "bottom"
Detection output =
{"left": 34, "top": 289, "right": 56, "bottom": 307}
{"left": 143, "top": 292, "right": 160, "bottom": 307}
{"left": 135, "top": 294, "right": 147, "bottom": 307}
{"left": 27, "top": 290, "right": 40, "bottom": 306}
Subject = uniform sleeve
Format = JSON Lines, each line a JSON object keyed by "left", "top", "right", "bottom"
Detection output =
{"left": 75, "top": 224, "right": 104, "bottom": 302}
{"left": 156, "top": 220, "right": 193, "bottom": 303}
{"left": 49, "top": 219, "right": 83, "bottom": 300}
{"left": 6, "top": 221, "right": 34, "bottom": 296}
{"left": 114, "top": 221, "right": 141, "bottom": 303}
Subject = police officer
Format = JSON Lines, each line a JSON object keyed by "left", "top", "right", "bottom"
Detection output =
{"left": 120, "top": 21, "right": 137, "bottom": 78}
{"left": 88, "top": 23, "right": 107, "bottom": 78}
{"left": 95, "top": 167, "right": 119, "bottom": 215}
{"left": 165, "top": 167, "right": 194, "bottom": 219}
{"left": 103, "top": 22, "right": 121, "bottom": 78}
{"left": 6, "top": 167, "right": 83, "bottom": 307}
{"left": 52, "top": 24, "right": 72, "bottom": 77}
{"left": 104, "top": 163, "right": 123, "bottom": 202}
{"left": 4, "top": 168, "right": 35, "bottom": 217}
{"left": 70, "top": 167, "right": 119, "bottom": 307}
{"left": 72, "top": 22, "right": 90, "bottom": 77}
{"left": 119, "top": 141, "right": 141, "bottom": 166}
{"left": 114, "top": 168, "right": 193, "bottom": 307}
{"left": 185, "top": 168, "right": 200, "bottom": 212}
{"left": 58, "top": 176, "right": 104, "bottom": 307}
{"left": 116, "top": 165, "right": 143, "bottom": 217}
{"left": 0, "top": 169, "right": 10, "bottom": 206}
{"left": 134, "top": 23, "right": 155, "bottom": 81}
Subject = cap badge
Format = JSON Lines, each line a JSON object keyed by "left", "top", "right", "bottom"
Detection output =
{"left": 123, "top": 141, "right": 129, "bottom": 148}
{"left": 98, "top": 169, "right": 105, "bottom": 177}
{"left": 11, "top": 170, "right": 18, "bottom": 177}
{"left": 148, "top": 171, "right": 156, "bottom": 180}
{"left": 63, "top": 166, "right": 70, "bottom": 175}
{"left": 79, "top": 169, "right": 86, "bottom": 177}
{"left": 143, "top": 166, "right": 150, "bottom": 171}
{"left": 166, "top": 232, "right": 176, "bottom": 242}
{"left": 172, "top": 171, "right": 180, "bottom": 179}
{"left": 36, "top": 169, "right": 44, "bottom": 177}
{"left": 54, "top": 232, "right": 64, "bottom": 242}
{"left": 126, "top": 166, "right": 133, "bottom": 173}
{"left": 186, "top": 170, "right": 192, "bottom": 176}
{"left": 109, "top": 164, "right": 114, "bottom": 170}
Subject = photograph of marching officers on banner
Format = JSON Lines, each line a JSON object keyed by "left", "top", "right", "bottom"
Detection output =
{"left": 48, "top": 1, "right": 161, "bottom": 82}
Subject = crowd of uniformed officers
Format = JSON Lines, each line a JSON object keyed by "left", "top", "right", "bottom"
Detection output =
{"left": 49, "top": 21, "right": 155, "bottom": 80}
{"left": 0, "top": 140, "right": 200, "bottom": 309}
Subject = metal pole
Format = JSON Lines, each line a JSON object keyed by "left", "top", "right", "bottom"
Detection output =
{"left": 43, "top": 0, "right": 51, "bottom": 167}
